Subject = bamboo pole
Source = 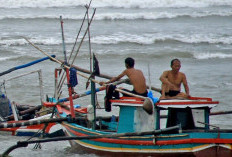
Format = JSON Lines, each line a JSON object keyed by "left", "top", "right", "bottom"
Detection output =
{"left": 23, "top": 37, "right": 100, "bottom": 85}
{"left": 23, "top": 37, "right": 161, "bottom": 94}
{"left": 0, "top": 117, "right": 84, "bottom": 129}
{"left": 159, "top": 110, "right": 232, "bottom": 119}
{"left": 58, "top": 59, "right": 162, "bottom": 93}
{"left": 2, "top": 125, "right": 180, "bottom": 156}
{"left": 57, "top": 8, "right": 96, "bottom": 96}
{"left": 6, "top": 105, "right": 42, "bottom": 120}
{"left": 56, "top": 5, "right": 89, "bottom": 97}
{"left": 58, "top": 79, "right": 129, "bottom": 102}
{"left": 0, "top": 56, "right": 55, "bottom": 77}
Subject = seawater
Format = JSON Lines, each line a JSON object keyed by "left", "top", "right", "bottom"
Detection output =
{"left": 0, "top": 0, "right": 232, "bottom": 156}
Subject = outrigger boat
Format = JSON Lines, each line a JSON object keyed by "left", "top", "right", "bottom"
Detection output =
{"left": 0, "top": 57, "right": 58, "bottom": 137}
{"left": 2, "top": 5, "right": 232, "bottom": 157}
{"left": 52, "top": 92, "right": 232, "bottom": 157}
{"left": 35, "top": 52, "right": 231, "bottom": 156}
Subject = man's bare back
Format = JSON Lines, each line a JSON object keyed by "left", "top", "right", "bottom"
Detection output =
{"left": 99, "top": 57, "right": 147, "bottom": 97}
{"left": 123, "top": 68, "right": 147, "bottom": 94}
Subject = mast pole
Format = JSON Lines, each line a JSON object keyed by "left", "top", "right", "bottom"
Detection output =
{"left": 60, "top": 16, "right": 75, "bottom": 118}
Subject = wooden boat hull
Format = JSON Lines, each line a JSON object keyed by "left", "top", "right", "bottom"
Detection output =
{"left": 60, "top": 121, "right": 232, "bottom": 157}
{"left": 68, "top": 142, "right": 232, "bottom": 157}
{"left": 0, "top": 122, "right": 55, "bottom": 136}
{"left": 0, "top": 114, "right": 57, "bottom": 136}
{"left": 54, "top": 97, "right": 232, "bottom": 157}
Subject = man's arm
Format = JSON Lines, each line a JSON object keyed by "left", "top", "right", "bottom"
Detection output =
{"left": 99, "top": 70, "right": 126, "bottom": 85}
{"left": 160, "top": 71, "right": 173, "bottom": 87}
{"left": 159, "top": 71, "right": 168, "bottom": 83}
{"left": 107, "top": 71, "right": 125, "bottom": 83}
{"left": 160, "top": 71, "right": 170, "bottom": 98}
{"left": 182, "top": 74, "right": 190, "bottom": 95}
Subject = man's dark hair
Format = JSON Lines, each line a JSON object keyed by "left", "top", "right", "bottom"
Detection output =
{"left": 171, "top": 58, "right": 180, "bottom": 66}
{"left": 125, "top": 57, "right": 134, "bottom": 68}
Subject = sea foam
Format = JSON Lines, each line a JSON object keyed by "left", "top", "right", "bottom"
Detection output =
{"left": 193, "top": 52, "right": 232, "bottom": 59}
{"left": 1, "top": 0, "right": 232, "bottom": 9}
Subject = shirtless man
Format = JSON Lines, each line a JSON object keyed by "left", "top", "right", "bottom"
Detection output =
{"left": 159, "top": 59, "right": 190, "bottom": 99}
{"left": 99, "top": 57, "right": 148, "bottom": 97}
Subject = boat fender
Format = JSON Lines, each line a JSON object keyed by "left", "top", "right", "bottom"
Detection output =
{"left": 143, "top": 98, "right": 154, "bottom": 115}
{"left": 87, "top": 105, "right": 94, "bottom": 121}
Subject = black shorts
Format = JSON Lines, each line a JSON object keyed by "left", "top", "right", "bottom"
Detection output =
{"left": 123, "top": 89, "right": 148, "bottom": 97}
{"left": 165, "top": 90, "right": 180, "bottom": 97}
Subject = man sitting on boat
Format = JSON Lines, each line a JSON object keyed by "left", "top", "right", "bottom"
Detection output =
{"left": 159, "top": 58, "right": 190, "bottom": 99}
{"left": 100, "top": 57, "right": 148, "bottom": 97}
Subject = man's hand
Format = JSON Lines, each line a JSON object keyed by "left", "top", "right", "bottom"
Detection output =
{"left": 99, "top": 81, "right": 106, "bottom": 86}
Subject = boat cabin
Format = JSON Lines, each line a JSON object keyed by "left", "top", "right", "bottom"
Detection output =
{"left": 110, "top": 97, "right": 219, "bottom": 133}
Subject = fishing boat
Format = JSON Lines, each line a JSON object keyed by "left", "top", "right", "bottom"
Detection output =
{"left": 52, "top": 89, "right": 232, "bottom": 157}
{"left": 0, "top": 57, "right": 59, "bottom": 137}
{"left": 0, "top": 114, "right": 56, "bottom": 137}
{"left": 0, "top": 89, "right": 58, "bottom": 137}
{"left": 35, "top": 9, "right": 232, "bottom": 157}
{"left": 2, "top": 5, "right": 232, "bottom": 157}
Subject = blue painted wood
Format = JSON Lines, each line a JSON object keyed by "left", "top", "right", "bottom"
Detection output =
{"left": 204, "top": 108, "right": 210, "bottom": 130}
{"left": 117, "top": 106, "right": 135, "bottom": 133}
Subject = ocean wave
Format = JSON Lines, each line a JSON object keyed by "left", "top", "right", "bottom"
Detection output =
{"left": 193, "top": 52, "right": 232, "bottom": 59}
{"left": 1, "top": 10, "right": 232, "bottom": 21}
{"left": 0, "top": 56, "right": 21, "bottom": 61}
{"left": 94, "top": 11, "right": 232, "bottom": 21}
{"left": 0, "top": 36, "right": 68, "bottom": 46}
{"left": 91, "top": 33, "right": 232, "bottom": 45}
{"left": 1, "top": 33, "right": 232, "bottom": 47}
{"left": 0, "top": 14, "right": 84, "bottom": 21}
{"left": 1, "top": 0, "right": 232, "bottom": 9}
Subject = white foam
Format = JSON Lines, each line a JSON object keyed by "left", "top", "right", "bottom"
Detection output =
{"left": 92, "top": 33, "right": 154, "bottom": 45}
{"left": 0, "top": 36, "right": 76, "bottom": 46}
{"left": 193, "top": 52, "right": 232, "bottom": 59}
{"left": 2, "top": 32, "right": 232, "bottom": 47}
{"left": 1, "top": 10, "right": 232, "bottom": 21}
{"left": 1, "top": 0, "right": 232, "bottom": 8}
{"left": 0, "top": 56, "right": 20, "bottom": 61}
{"left": 92, "top": 33, "right": 232, "bottom": 45}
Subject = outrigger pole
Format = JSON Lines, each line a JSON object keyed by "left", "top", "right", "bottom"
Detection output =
{"left": 2, "top": 125, "right": 180, "bottom": 157}
{"left": 0, "top": 55, "right": 55, "bottom": 77}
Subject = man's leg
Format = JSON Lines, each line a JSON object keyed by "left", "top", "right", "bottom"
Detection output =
{"left": 160, "top": 83, "right": 169, "bottom": 99}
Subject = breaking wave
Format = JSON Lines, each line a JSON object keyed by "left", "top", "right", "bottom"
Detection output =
{"left": 1, "top": 0, "right": 232, "bottom": 8}
{"left": 193, "top": 52, "right": 232, "bottom": 59}
{"left": 1, "top": 33, "right": 232, "bottom": 47}
{"left": 1, "top": 9, "right": 232, "bottom": 21}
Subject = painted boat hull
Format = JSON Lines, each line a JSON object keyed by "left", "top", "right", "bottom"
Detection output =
{"left": 0, "top": 114, "right": 57, "bottom": 136}
{"left": 69, "top": 142, "right": 232, "bottom": 157}
{"left": 60, "top": 121, "right": 232, "bottom": 157}
{"left": 0, "top": 122, "right": 55, "bottom": 136}
{"left": 54, "top": 97, "right": 232, "bottom": 157}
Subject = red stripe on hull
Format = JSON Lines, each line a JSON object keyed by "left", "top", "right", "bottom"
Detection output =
{"left": 62, "top": 123, "right": 232, "bottom": 145}
{"left": 68, "top": 141, "right": 232, "bottom": 157}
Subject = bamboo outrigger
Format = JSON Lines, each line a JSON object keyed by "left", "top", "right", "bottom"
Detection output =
{"left": 2, "top": 4, "right": 232, "bottom": 157}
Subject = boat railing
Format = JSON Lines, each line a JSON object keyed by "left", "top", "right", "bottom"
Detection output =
{"left": 0, "top": 69, "right": 44, "bottom": 121}
{"left": 1, "top": 69, "right": 44, "bottom": 105}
